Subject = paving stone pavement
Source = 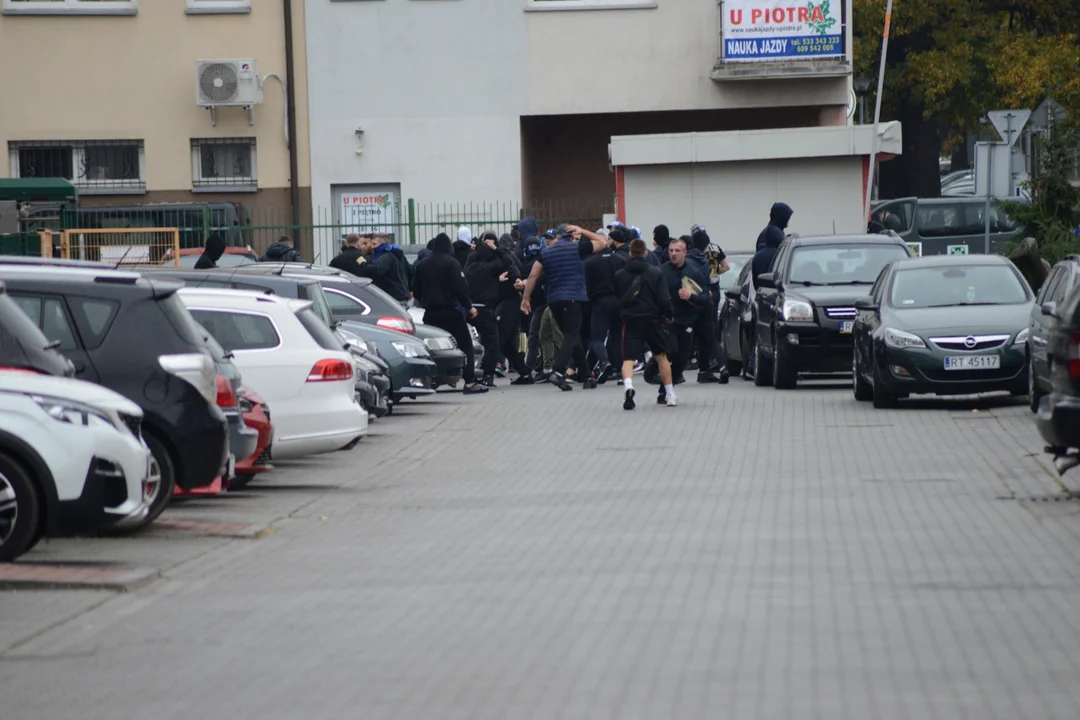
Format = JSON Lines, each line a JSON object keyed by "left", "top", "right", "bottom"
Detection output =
{"left": 3, "top": 379, "right": 1080, "bottom": 719}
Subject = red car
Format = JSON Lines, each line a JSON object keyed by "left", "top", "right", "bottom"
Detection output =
{"left": 232, "top": 386, "right": 273, "bottom": 488}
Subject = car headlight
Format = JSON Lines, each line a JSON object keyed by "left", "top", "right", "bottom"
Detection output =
{"left": 424, "top": 336, "right": 456, "bottom": 352}
{"left": 391, "top": 341, "right": 429, "bottom": 358}
{"left": 884, "top": 327, "right": 926, "bottom": 349}
{"left": 782, "top": 299, "right": 814, "bottom": 322}
{"left": 1014, "top": 328, "right": 1029, "bottom": 346}
{"left": 31, "top": 395, "right": 114, "bottom": 428}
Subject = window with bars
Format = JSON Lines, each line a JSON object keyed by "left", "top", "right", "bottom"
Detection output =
{"left": 8, "top": 140, "right": 146, "bottom": 194}
{"left": 191, "top": 138, "right": 258, "bottom": 191}
{"left": 2, "top": 0, "right": 137, "bottom": 15}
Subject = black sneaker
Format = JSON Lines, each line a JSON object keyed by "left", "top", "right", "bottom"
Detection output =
{"left": 657, "top": 387, "right": 666, "bottom": 405}
{"left": 462, "top": 383, "right": 488, "bottom": 395}
{"left": 697, "top": 372, "right": 720, "bottom": 384}
{"left": 511, "top": 374, "right": 535, "bottom": 386}
{"left": 552, "top": 373, "right": 573, "bottom": 392}
{"left": 623, "top": 388, "right": 636, "bottom": 410}
{"left": 582, "top": 378, "right": 598, "bottom": 390}
{"left": 718, "top": 367, "right": 731, "bottom": 384}
{"left": 533, "top": 370, "right": 552, "bottom": 383}
{"left": 596, "top": 364, "right": 615, "bottom": 385}
{"left": 480, "top": 374, "right": 496, "bottom": 388}
{"left": 673, "top": 375, "right": 686, "bottom": 385}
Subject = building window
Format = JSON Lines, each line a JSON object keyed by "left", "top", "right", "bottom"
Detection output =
{"left": 2, "top": 0, "right": 137, "bottom": 15}
{"left": 191, "top": 138, "right": 257, "bottom": 192}
{"left": 524, "top": 0, "right": 656, "bottom": 10}
{"left": 185, "top": 0, "right": 250, "bottom": 14}
{"left": 8, "top": 140, "right": 146, "bottom": 194}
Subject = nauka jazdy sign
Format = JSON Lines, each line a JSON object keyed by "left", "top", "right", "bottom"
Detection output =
{"left": 723, "top": 0, "right": 844, "bottom": 63}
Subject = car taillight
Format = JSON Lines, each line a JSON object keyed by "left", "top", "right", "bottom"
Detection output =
{"left": 216, "top": 375, "right": 238, "bottom": 408}
{"left": 0, "top": 367, "right": 39, "bottom": 374}
{"left": 1070, "top": 332, "right": 1080, "bottom": 379}
{"left": 307, "top": 359, "right": 353, "bottom": 382}
{"left": 376, "top": 316, "right": 415, "bottom": 334}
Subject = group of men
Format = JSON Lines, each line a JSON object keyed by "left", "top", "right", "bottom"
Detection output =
{"left": 333, "top": 216, "right": 737, "bottom": 409}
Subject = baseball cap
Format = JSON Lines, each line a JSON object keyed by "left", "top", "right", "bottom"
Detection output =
{"left": 630, "top": 226, "right": 642, "bottom": 239}
{"left": 606, "top": 220, "right": 624, "bottom": 230}
{"left": 544, "top": 228, "right": 557, "bottom": 239}
{"left": 556, "top": 223, "right": 573, "bottom": 238}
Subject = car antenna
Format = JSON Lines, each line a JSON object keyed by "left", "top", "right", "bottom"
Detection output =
{"left": 111, "top": 246, "right": 133, "bottom": 270}
{"left": 305, "top": 253, "right": 321, "bottom": 270}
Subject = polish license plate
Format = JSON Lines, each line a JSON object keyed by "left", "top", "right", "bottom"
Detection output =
{"left": 944, "top": 355, "right": 1001, "bottom": 371}
{"left": 838, "top": 321, "right": 854, "bottom": 334}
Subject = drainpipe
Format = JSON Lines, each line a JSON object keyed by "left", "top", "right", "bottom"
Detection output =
{"left": 283, "top": 0, "right": 301, "bottom": 230}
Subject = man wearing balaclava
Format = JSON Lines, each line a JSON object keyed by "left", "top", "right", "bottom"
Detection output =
{"left": 194, "top": 232, "right": 227, "bottom": 269}
{"left": 650, "top": 224, "right": 672, "bottom": 267}
{"left": 752, "top": 203, "right": 794, "bottom": 283}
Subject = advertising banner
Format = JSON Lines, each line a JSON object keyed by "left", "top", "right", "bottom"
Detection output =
{"left": 340, "top": 191, "right": 398, "bottom": 236}
{"left": 723, "top": 0, "right": 844, "bottom": 63}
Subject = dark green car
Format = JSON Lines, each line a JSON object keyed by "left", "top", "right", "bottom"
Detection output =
{"left": 852, "top": 254, "right": 1033, "bottom": 408}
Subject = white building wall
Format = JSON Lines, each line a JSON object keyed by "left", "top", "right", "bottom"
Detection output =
{"left": 304, "top": 0, "right": 526, "bottom": 259}
{"left": 623, "top": 157, "right": 866, "bottom": 252}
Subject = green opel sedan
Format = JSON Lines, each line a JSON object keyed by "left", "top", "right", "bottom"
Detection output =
{"left": 852, "top": 254, "right": 1033, "bottom": 408}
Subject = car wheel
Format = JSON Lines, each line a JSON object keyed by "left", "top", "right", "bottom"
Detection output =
{"left": 1027, "top": 355, "right": 1044, "bottom": 413}
{"left": 871, "top": 368, "right": 897, "bottom": 409}
{"left": 772, "top": 338, "right": 797, "bottom": 390}
{"left": 853, "top": 349, "right": 873, "bottom": 402}
{"left": 141, "top": 433, "right": 175, "bottom": 525}
{"left": 0, "top": 451, "right": 41, "bottom": 562}
{"left": 753, "top": 336, "right": 773, "bottom": 387}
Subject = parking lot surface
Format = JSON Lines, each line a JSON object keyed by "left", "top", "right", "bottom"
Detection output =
{"left": 3, "top": 379, "right": 1080, "bottom": 719}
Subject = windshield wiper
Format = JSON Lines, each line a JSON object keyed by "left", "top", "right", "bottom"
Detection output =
{"left": 923, "top": 302, "right": 999, "bottom": 308}
{"left": 791, "top": 280, "right": 826, "bottom": 286}
{"left": 823, "top": 280, "right": 873, "bottom": 286}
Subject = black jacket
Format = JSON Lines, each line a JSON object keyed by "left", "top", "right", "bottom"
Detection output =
{"left": 194, "top": 233, "right": 227, "bottom": 269}
{"left": 260, "top": 242, "right": 302, "bottom": 263}
{"left": 523, "top": 255, "right": 547, "bottom": 307}
{"left": 615, "top": 257, "right": 674, "bottom": 322}
{"left": 359, "top": 246, "right": 412, "bottom": 301}
{"left": 413, "top": 236, "right": 472, "bottom": 312}
{"left": 752, "top": 202, "right": 793, "bottom": 282}
{"left": 661, "top": 261, "right": 711, "bottom": 326}
{"left": 464, "top": 246, "right": 513, "bottom": 307}
{"left": 329, "top": 247, "right": 366, "bottom": 277}
{"left": 453, "top": 241, "right": 472, "bottom": 269}
{"left": 585, "top": 244, "right": 629, "bottom": 300}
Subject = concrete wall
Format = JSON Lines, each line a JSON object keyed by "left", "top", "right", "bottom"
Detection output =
{"left": 0, "top": 0, "right": 310, "bottom": 205}
{"left": 622, "top": 156, "right": 866, "bottom": 252}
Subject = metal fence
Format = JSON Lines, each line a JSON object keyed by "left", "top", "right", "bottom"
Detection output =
{"left": 58, "top": 228, "right": 181, "bottom": 266}
{"left": 2, "top": 198, "right": 616, "bottom": 259}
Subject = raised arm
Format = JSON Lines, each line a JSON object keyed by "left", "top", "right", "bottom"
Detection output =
{"left": 520, "top": 260, "right": 544, "bottom": 315}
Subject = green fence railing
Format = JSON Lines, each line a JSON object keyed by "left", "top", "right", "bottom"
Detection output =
{"left": 0, "top": 233, "right": 42, "bottom": 257}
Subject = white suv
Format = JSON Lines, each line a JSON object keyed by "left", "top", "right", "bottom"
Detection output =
{"left": 0, "top": 371, "right": 156, "bottom": 562}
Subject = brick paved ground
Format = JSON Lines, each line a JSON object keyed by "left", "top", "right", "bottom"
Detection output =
{"left": 3, "top": 379, "right": 1080, "bottom": 719}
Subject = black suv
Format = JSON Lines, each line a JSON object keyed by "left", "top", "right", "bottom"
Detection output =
{"left": 1027, "top": 255, "right": 1080, "bottom": 412}
{"left": 1036, "top": 279, "right": 1080, "bottom": 476}
{"left": 0, "top": 281, "right": 75, "bottom": 376}
{"left": 0, "top": 266, "right": 229, "bottom": 522}
{"left": 752, "top": 234, "right": 912, "bottom": 389}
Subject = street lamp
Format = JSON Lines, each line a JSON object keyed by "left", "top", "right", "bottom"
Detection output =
{"left": 853, "top": 75, "right": 873, "bottom": 125}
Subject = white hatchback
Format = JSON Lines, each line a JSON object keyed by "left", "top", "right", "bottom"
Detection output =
{"left": 0, "top": 371, "right": 155, "bottom": 561}
{"left": 178, "top": 288, "right": 368, "bottom": 459}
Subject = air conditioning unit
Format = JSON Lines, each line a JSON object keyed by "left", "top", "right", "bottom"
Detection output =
{"left": 195, "top": 59, "right": 262, "bottom": 107}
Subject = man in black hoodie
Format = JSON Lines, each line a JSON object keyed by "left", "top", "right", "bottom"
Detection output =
{"left": 413, "top": 233, "right": 487, "bottom": 395}
{"left": 585, "top": 225, "right": 630, "bottom": 383}
{"left": 260, "top": 235, "right": 303, "bottom": 263}
{"left": 494, "top": 232, "right": 532, "bottom": 385}
{"left": 650, "top": 225, "right": 672, "bottom": 267}
{"left": 615, "top": 239, "right": 676, "bottom": 410}
{"left": 661, "top": 237, "right": 712, "bottom": 394}
{"left": 194, "top": 232, "right": 226, "bottom": 269}
{"left": 329, "top": 233, "right": 366, "bottom": 277}
{"left": 356, "top": 233, "right": 412, "bottom": 303}
{"left": 465, "top": 232, "right": 516, "bottom": 387}
{"left": 752, "top": 202, "right": 793, "bottom": 283}
{"left": 521, "top": 235, "right": 548, "bottom": 377}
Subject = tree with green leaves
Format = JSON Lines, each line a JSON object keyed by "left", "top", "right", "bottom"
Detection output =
{"left": 853, "top": 0, "right": 1080, "bottom": 198}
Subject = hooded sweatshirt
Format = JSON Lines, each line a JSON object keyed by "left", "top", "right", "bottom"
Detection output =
{"left": 649, "top": 224, "right": 671, "bottom": 267}
{"left": 614, "top": 256, "right": 674, "bottom": 322}
{"left": 260, "top": 241, "right": 302, "bottom": 263}
{"left": 453, "top": 233, "right": 472, "bottom": 268}
{"left": 413, "top": 233, "right": 472, "bottom": 312}
{"left": 751, "top": 202, "right": 793, "bottom": 282}
{"left": 194, "top": 233, "right": 227, "bottom": 269}
{"left": 360, "top": 242, "right": 412, "bottom": 301}
{"left": 464, "top": 242, "right": 513, "bottom": 307}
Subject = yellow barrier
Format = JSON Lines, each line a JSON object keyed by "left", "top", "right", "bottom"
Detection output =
{"left": 60, "top": 228, "right": 180, "bottom": 267}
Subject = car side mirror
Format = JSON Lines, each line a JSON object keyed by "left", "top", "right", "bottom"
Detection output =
{"left": 724, "top": 288, "right": 741, "bottom": 300}
{"left": 854, "top": 297, "right": 877, "bottom": 312}
{"left": 756, "top": 272, "right": 775, "bottom": 289}
{"left": 1041, "top": 301, "right": 1058, "bottom": 318}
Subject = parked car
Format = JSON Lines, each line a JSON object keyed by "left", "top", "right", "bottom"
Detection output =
{"left": 717, "top": 253, "right": 753, "bottom": 292}
{"left": 338, "top": 320, "right": 438, "bottom": 402}
{"left": 178, "top": 288, "right": 368, "bottom": 459}
{"left": 719, "top": 260, "right": 756, "bottom": 377}
{"left": 0, "top": 370, "right": 155, "bottom": 560}
{"left": 0, "top": 281, "right": 75, "bottom": 377}
{"left": 852, "top": 254, "right": 1032, "bottom": 408}
{"left": 336, "top": 325, "right": 392, "bottom": 417}
{"left": 407, "top": 305, "right": 485, "bottom": 375}
{"left": 1027, "top": 255, "right": 1080, "bottom": 412}
{"left": 0, "top": 265, "right": 229, "bottom": 523}
{"left": 167, "top": 246, "right": 258, "bottom": 269}
{"left": 870, "top": 196, "right": 1023, "bottom": 256}
{"left": 233, "top": 385, "right": 273, "bottom": 488}
{"left": 1034, "top": 282, "right": 1080, "bottom": 475}
{"left": 752, "top": 234, "right": 912, "bottom": 388}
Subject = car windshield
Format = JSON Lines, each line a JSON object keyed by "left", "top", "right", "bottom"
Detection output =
{"left": 178, "top": 253, "right": 254, "bottom": 269}
{"left": 890, "top": 264, "right": 1030, "bottom": 309}
{"left": 787, "top": 244, "right": 909, "bottom": 285}
{"left": 302, "top": 283, "right": 338, "bottom": 329}
{"left": 717, "top": 256, "right": 750, "bottom": 290}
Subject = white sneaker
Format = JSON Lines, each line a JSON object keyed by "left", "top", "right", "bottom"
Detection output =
{"left": 666, "top": 394, "right": 677, "bottom": 407}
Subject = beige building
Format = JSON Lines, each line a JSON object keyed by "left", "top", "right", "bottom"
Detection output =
{"left": 0, "top": 0, "right": 310, "bottom": 252}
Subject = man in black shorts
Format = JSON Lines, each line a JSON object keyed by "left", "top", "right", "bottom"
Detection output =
{"left": 614, "top": 238, "right": 677, "bottom": 410}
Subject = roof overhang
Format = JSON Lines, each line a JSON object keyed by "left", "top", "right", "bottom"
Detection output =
{"left": 610, "top": 121, "right": 902, "bottom": 167}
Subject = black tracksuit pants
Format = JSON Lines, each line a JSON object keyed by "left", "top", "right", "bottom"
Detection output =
{"left": 424, "top": 307, "right": 477, "bottom": 385}
{"left": 496, "top": 300, "right": 529, "bottom": 375}
{"left": 525, "top": 303, "right": 546, "bottom": 370}
{"left": 469, "top": 306, "right": 499, "bottom": 378}
{"left": 549, "top": 300, "right": 588, "bottom": 378}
